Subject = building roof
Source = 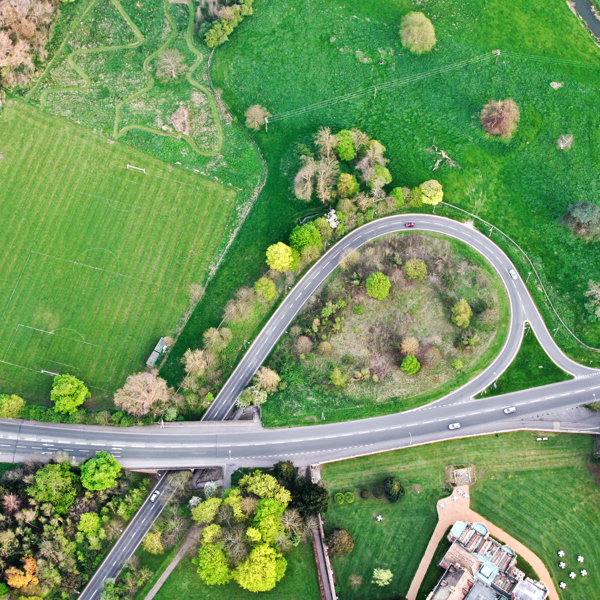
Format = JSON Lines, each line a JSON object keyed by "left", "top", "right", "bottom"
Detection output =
{"left": 430, "top": 566, "right": 473, "bottom": 600}
{"left": 512, "top": 580, "right": 548, "bottom": 600}
{"left": 464, "top": 581, "right": 501, "bottom": 600}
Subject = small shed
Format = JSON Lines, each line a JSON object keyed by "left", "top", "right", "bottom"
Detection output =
{"left": 146, "top": 337, "right": 167, "bottom": 367}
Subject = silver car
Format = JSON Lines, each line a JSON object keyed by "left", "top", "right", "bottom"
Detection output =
{"left": 503, "top": 406, "right": 516, "bottom": 414}
{"left": 509, "top": 269, "right": 518, "bottom": 280}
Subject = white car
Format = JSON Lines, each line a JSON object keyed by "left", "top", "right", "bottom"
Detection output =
{"left": 448, "top": 422, "right": 461, "bottom": 430}
{"left": 509, "top": 269, "right": 518, "bottom": 280}
{"left": 503, "top": 406, "right": 517, "bottom": 414}
{"left": 150, "top": 491, "right": 161, "bottom": 503}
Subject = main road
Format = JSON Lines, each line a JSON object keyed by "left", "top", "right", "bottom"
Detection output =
{"left": 1, "top": 214, "right": 599, "bottom": 470}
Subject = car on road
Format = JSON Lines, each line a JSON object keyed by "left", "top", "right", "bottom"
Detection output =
{"left": 448, "top": 422, "right": 461, "bottom": 430}
{"left": 405, "top": 222, "right": 415, "bottom": 228}
{"left": 150, "top": 491, "right": 160, "bottom": 503}
{"left": 509, "top": 269, "right": 518, "bottom": 280}
{"left": 503, "top": 406, "right": 517, "bottom": 414}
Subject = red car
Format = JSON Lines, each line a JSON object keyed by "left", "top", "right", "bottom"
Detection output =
{"left": 405, "top": 222, "right": 415, "bottom": 228}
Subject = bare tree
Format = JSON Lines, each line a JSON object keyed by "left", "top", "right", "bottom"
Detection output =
{"left": 314, "top": 126, "right": 338, "bottom": 160}
{"left": 294, "top": 336, "right": 313, "bottom": 356}
{"left": 244, "top": 104, "right": 271, "bottom": 130}
{"left": 222, "top": 525, "right": 249, "bottom": 565}
{"left": 294, "top": 157, "right": 317, "bottom": 201}
{"left": 182, "top": 349, "right": 208, "bottom": 378}
{"left": 315, "top": 157, "right": 339, "bottom": 203}
{"left": 585, "top": 280, "right": 600, "bottom": 318}
{"left": 401, "top": 337, "right": 419, "bottom": 355}
{"left": 281, "top": 509, "right": 303, "bottom": 535}
{"left": 203, "top": 327, "right": 232, "bottom": 351}
{"left": 351, "top": 128, "right": 370, "bottom": 153}
{"left": 2, "top": 493, "right": 20, "bottom": 515}
{"left": 253, "top": 367, "right": 280, "bottom": 393}
{"left": 339, "top": 248, "right": 359, "bottom": 271}
{"left": 155, "top": 49, "right": 188, "bottom": 81}
{"left": 557, "top": 134, "right": 574, "bottom": 150}
{"left": 480, "top": 99, "right": 520, "bottom": 139}
{"left": 113, "top": 370, "right": 173, "bottom": 416}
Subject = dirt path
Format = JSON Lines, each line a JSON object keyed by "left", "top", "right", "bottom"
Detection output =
{"left": 405, "top": 486, "right": 560, "bottom": 600}
{"left": 143, "top": 525, "right": 201, "bottom": 600}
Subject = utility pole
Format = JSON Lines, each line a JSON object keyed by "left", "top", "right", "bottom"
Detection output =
{"left": 526, "top": 272, "right": 532, "bottom": 283}
{"left": 264, "top": 117, "right": 269, "bottom": 132}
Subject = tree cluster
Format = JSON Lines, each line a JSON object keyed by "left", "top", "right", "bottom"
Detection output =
{"left": 0, "top": 0, "right": 60, "bottom": 89}
{"left": 563, "top": 201, "right": 600, "bottom": 239}
{"left": 0, "top": 454, "right": 147, "bottom": 599}
{"left": 203, "top": 0, "right": 254, "bottom": 48}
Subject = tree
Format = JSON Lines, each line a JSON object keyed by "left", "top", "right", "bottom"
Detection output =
{"left": 273, "top": 460, "right": 297, "bottom": 489}
{"left": 266, "top": 242, "right": 294, "bottom": 272}
{"left": 78, "top": 513, "right": 101, "bottom": 536}
{"left": 81, "top": 451, "right": 122, "bottom": 491}
{"left": 6, "top": 557, "right": 38, "bottom": 589}
{"left": 291, "top": 476, "right": 329, "bottom": 516}
{"left": 142, "top": 531, "right": 164, "bottom": 555}
{"left": 564, "top": 202, "right": 600, "bottom": 237}
{"left": 197, "top": 543, "right": 232, "bottom": 585}
{"left": 420, "top": 180, "right": 443, "bottom": 205}
{"left": 401, "top": 355, "right": 421, "bottom": 375}
{"left": 289, "top": 223, "right": 322, "bottom": 253}
{"left": 390, "top": 186, "right": 407, "bottom": 207}
{"left": 51, "top": 374, "right": 90, "bottom": 415}
{"left": 233, "top": 544, "right": 286, "bottom": 592}
{"left": 585, "top": 280, "right": 600, "bottom": 319}
{"left": 399, "top": 12, "right": 436, "bottom": 54}
{"left": 182, "top": 349, "right": 208, "bottom": 378}
{"left": 330, "top": 368, "right": 348, "bottom": 387}
{"left": 0, "top": 394, "right": 24, "bottom": 419}
{"left": 294, "top": 157, "right": 317, "bottom": 201}
{"left": 239, "top": 471, "right": 291, "bottom": 506}
{"left": 113, "top": 370, "right": 172, "bottom": 416}
{"left": 315, "top": 157, "right": 340, "bottom": 203}
{"left": 236, "top": 386, "right": 268, "bottom": 408}
{"left": 372, "top": 568, "right": 393, "bottom": 587}
{"left": 401, "top": 337, "right": 419, "bottom": 355}
{"left": 27, "top": 462, "right": 78, "bottom": 514}
{"left": 451, "top": 298, "right": 472, "bottom": 328}
{"left": 337, "top": 173, "right": 360, "bottom": 198}
{"left": 368, "top": 164, "right": 392, "bottom": 189}
{"left": 326, "top": 529, "right": 354, "bottom": 557}
{"left": 480, "top": 99, "right": 520, "bottom": 139}
{"left": 314, "top": 127, "right": 338, "bottom": 160}
{"left": 254, "top": 367, "right": 280, "bottom": 393}
{"left": 203, "top": 327, "right": 232, "bottom": 352}
{"left": 192, "top": 497, "right": 222, "bottom": 525}
{"left": 254, "top": 277, "right": 277, "bottom": 301}
{"left": 294, "top": 335, "right": 313, "bottom": 356}
{"left": 335, "top": 129, "right": 356, "bottom": 161}
{"left": 245, "top": 104, "right": 271, "bottom": 130}
{"left": 366, "top": 272, "right": 391, "bottom": 300}
{"left": 384, "top": 477, "right": 405, "bottom": 503}
{"left": 155, "top": 49, "right": 187, "bottom": 81}
{"left": 403, "top": 258, "right": 428, "bottom": 283}
{"left": 318, "top": 341, "right": 332, "bottom": 355}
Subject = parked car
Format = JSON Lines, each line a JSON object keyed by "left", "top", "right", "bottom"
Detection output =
{"left": 405, "top": 222, "right": 415, "bottom": 228}
{"left": 509, "top": 269, "right": 518, "bottom": 280}
{"left": 150, "top": 491, "right": 160, "bottom": 503}
{"left": 448, "top": 422, "right": 461, "bottom": 430}
{"left": 503, "top": 406, "right": 517, "bottom": 414}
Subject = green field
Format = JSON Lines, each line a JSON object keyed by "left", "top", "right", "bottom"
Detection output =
{"left": 153, "top": 537, "right": 320, "bottom": 600}
{"left": 477, "top": 325, "right": 572, "bottom": 398}
{"left": 0, "top": 101, "right": 236, "bottom": 403}
{"left": 321, "top": 432, "right": 600, "bottom": 600}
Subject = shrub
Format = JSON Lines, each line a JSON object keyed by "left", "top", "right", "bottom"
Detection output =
{"left": 401, "top": 337, "right": 419, "bottom": 355}
{"left": 326, "top": 529, "right": 355, "bottom": 557}
{"left": 453, "top": 359, "right": 465, "bottom": 372}
{"left": 481, "top": 99, "right": 520, "bottom": 139}
{"left": 399, "top": 12, "right": 436, "bottom": 54}
{"left": 334, "top": 492, "right": 345, "bottom": 505}
{"left": 390, "top": 187, "right": 406, "bottom": 207}
{"left": 451, "top": 298, "right": 472, "bottom": 328}
{"left": 254, "top": 276, "right": 277, "bottom": 301}
{"left": 372, "top": 486, "right": 385, "bottom": 499}
{"left": 366, "top": 272, "right": 391, "bottom": 299}
{"left": 353, "top": 305, "right": 364, "bottom": 315}
{"left": 384, "top": 477, "right": 405, "bottom": 503}
{"left": 344, "top": 491, "right": 355, "bottom": 504}
{"left": 401, "top": 355, "right": 421, "bottom": 375}
{"left": 330, "top": 368, "right": 348, "bottom": 388}
{"left": 360, "top": 489, "right": 370, "bottom": 499}
{"left": 318, "top": 341, "right": 332, "bottom": 356}
{"left": 564, "top": 201, "right": 600, "bottom": 237}
{"left": 419, "top": 180, "right": 443, "bottom": 205}
{"left": 403, "top": 258, "right": 428, "bottom": 282}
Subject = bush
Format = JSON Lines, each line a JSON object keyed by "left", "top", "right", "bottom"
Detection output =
{"left": 326, "top": 528, "right": 355, "bottom": 557}
{"left": 366, "top": 272, "right": 391, "bottom": 299}
{"left": 254, "top": 276, "right": 277, "bottom": 301}
{"left": 344, "top": 491, "right": 355, "bottom": 504}
{"left": 403, "top": 258, "right": 428, "bottom": 282}
{"left": 384, "top": 477, "right": 405, "bottom": 503}
{"left": 353, "top": 304, "right": 364, "bottom": 315}
{"left": 400, "top": 12, "right": 436, "bottom": 54}
{"left": 334, "top": 492, "right": 345, "bottom": 505}
{"left": 451, "top": 298, "right": 472, "bottom": 328}
{"left": 390, "top": 187, "right": 405, "bottom": 207}
{"left": 401, "top": 355, "right": 421, "bottom": 375}
{"left": 453, "top": 359, "right": 464, "bottom": 372}
{"left": 419, "top": 180, "right": 443, "bottom": 205}
{"left": 372, "top": 486, "right": 385, "bottom": 499}
{"left": 317, "top": 341, "right": 332, "bottom": 356}
{"left": 360, "top": 489, "right": 370, "bottom": 499}
{"left": 480, "top": 99, "right": 520, "bottom": 139}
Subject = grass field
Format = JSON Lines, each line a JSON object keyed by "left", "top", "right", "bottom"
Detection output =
{"left": 321, "top": 432, "right": 600, "bottom": 600}
{"left": 208, "top": 0, "right": 600, "bottom": 371}
{"left": 477, "top": 325, "right": 572, "bottom": 398}
{"left": 0, "top": 100, "right": 236, "bottom": 403}
{"left": 152, "top": 537, "right": 320, "bottom": 600}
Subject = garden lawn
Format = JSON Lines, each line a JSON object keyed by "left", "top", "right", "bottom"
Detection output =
{"left": 152, "top": 537, "right": 320, "bottom": 600}
{"left": 0, "top": 101, "right": 236, "bottom": 404}
{"left": 211, "top": 0, "right": 600, "bottom": 369}
{"left": 477, "top": 325, "right": 572, "bottom": 398}
{"left": 321, "top": 432, "right": 600, "bottom": 600}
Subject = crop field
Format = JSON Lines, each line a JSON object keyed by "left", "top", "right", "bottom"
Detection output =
{"left": 321, "top": 432, "right": 600, "bottom": 600}
{"left": 211, "top": 0, "right": 600, "bottom": 368}
{"left": 0, "top": 101, "right": 236, "bottom": 403}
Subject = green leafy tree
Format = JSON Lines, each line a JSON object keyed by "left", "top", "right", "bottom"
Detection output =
{"left": 390, "top": 187, "right": 406, "bottom": 207}
{"left": 78, "top": 513, "right": 101, "bottom": 537}
{"left": 419, "top": 179, "right": 443, "bottom": 205}
{"left": 335, "top": 130, "right": 356, "bottom": 161}
{"left": 337, "top": 173, "right": 360, "bottom": 198}
{"left": 198, "top": 544, "right": 232, "bottom": 585}
{"left": 192, "top": 497, "right": 223, "bottom": 525}
{"left": 372, "top": 568, "right": 393, "bottom": 586}
{"left": 313, "top": 216, "right": 334, "bottom": 242}
{"left": 239, "top": 471, "right": 291, "bottom": 506}
{"left": 451, "top": 298, "right": 472, "bottom": 328}
{"left": 142, "top": 530, "right": 165, "bottom": 555}
{"left": 27, "top": 462, "right": 78, "bottom": 514}
{"left": 289, "top": 223, "right": 322, "bottom": 253}
{"left": 401, "top": 355, "right": 421, "bottom": 375}
{"left": 81, "top": 451, "right": 122, "bottom": 491}
{"left": 254, "top": 498, "right": 286, "bottom": 544}
{"left": 330, "top": 368, "right": 348, "bottom": 388}
{"left": 51, "top": 374, "right": 90, "bottom": 415}
{"left": 403, "top": 258, "right": 428, "bottom": 283}
{"left": 368, "top": 165, "right": 392, "bottom": 189}
{"left": 384, "top": 477, "right": 405, "bottom": 503}
{"left": 0, "top": 394, "right": 25, "bottom": 419}
{"left": 233, "top": 544, "right": 286, "bottom": 592}
{"left": 326, "top": 529, "right": 354, "bottom": 557}
{"left": 366, "top": 272, "right": 391, "bottom": 299}
{"left": 399, "top": 12, "right": 436, "bottom": 54}
{"left": 266, "top": 242, "right": 294, "bottom": 272}
{"left": 254, "top": 277, "right": 277, "bottom": 301}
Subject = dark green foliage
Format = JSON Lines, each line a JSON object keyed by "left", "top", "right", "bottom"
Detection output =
{"left": 564, "top": 201, "right": 600, "bottom": 237}
{"left": 289, "top": 222, "right": 323, "bottom": 252}
{"left": 360, "top": 489, "right": 370, "bottom": 499}
{"left": 273, "top": 460, "right": 298, "bottom": 489}
{"left": 384, "top": 477, "right": 405, "bottom": 503}
{"left": 291, "top": 476, "right": 329, "bottom": 516}
{"left": 372, "top": 486, "right": 385, "bottom": 500}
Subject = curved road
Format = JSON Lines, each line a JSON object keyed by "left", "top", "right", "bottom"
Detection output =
{"left": 1, "top": 214, "right": 599, "bottom": 470}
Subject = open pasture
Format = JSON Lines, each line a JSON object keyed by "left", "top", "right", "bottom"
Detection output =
{"left": 0, "top": 101, "right": 235, "bottom": 403}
